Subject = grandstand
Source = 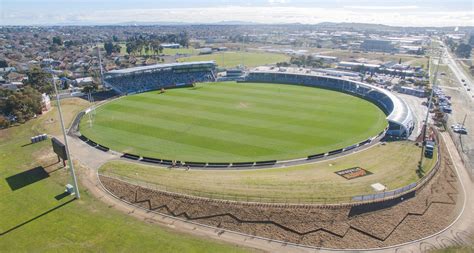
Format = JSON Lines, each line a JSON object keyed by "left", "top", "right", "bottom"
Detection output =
{"left": 246, "top": 69, "right": 414, "bottom": 138}
{"left": 104, "top": 61, "right": 216, "bottom": 94}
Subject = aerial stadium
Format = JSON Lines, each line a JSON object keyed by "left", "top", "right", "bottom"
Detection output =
{"left": 70, "top": 61, "right": 461, "bottom": 249}
{"left": 79, "top": 61, "right": 414, "bottom": 164}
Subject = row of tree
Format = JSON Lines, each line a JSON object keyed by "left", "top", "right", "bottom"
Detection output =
{"left": 276, "top": 55, "right": 324, "bottom": 68}
{"left": 103, "top": 41, "right": 122, "bottom": 56}
{"left": 117, "top": 32, "right": 190, "bottom": 56}
{"left": 445, "top": 37, "right": 472, "bottom": 59}
{"left": 0, "top": 86, "right": 42, "bottom": 128}
{"left": 455, "top": 43, "right": 472, "bottom": 59}
{"left": 125, "top": 38, "right": 163, "bottom": 56}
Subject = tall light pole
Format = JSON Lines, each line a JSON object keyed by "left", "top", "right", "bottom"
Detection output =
{"left": 51, "top": 67, "right": 81, "bottom": 199}
{"left": 420, "top": 51, "right": 442, "bottom": 167}
{"left": 97, "top": 45, "right": 105, "bottom": 86}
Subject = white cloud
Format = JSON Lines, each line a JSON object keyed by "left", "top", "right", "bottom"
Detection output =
{"left": 2, "top": 6, "right": 473, "bottom": 26}
{"left": 344, "top": 5, "right": 419, "bottom": 10}
{"left": 268, "top": 0, "right": 290, "bottom": 4}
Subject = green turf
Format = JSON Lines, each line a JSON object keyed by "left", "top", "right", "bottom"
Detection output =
{"left": 176, "top": 51, "right": 290, "bottom": 68}
{"left": 163, "top": 47, "right": 197, "bottom": 55}
{"left": 80, "top": 82, "right": 388, "bottom": 162}
{"left": 0, "top": 99, "right": 251, "bottom": 253}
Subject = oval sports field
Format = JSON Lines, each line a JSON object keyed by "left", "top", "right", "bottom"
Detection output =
{"left": 80, "top": 81, "right": 388, "bottom": 162}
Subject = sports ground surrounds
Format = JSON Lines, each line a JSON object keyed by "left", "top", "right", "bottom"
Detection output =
{"left": 99, "top": 140, "right": 436, "bottom": 204}
{"left": 96, "top": 132, "right": 460, "bottom": 249}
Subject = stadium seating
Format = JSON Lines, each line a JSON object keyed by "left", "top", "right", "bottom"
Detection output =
{"left": 103, "top": 62, "right": 216, "bottom": 94}
{"left": 106, "top": 70, "right": 215, "bottom": 94}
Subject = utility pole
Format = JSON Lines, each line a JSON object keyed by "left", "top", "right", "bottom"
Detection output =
{"left": 459, "top": 113, "right": 468, "bottom": 153}
{"left": 420, "top": 51, "right": 442, "bottom": 167}
{"left": 51, "top": 66, "right": 81, "bottom": 199}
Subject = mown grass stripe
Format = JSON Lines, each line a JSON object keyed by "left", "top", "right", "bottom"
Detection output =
{"left": 120, "top": 95, "right": 370, "bottom": 129}
{"left": 100, "top": 100, "right": 360, "bottom": 140}
{"left": 94, "top": 110, "right": 306, "bottom": 151}
{"left": 92, "top": 118, "right": 281, "bottom": 157}
{"left": 86, "top": 124, "right": 246, "bottom": 160}
{"left": 98, "top": 104, "right": 350, "bottom": 144}
{"left": 198, "top": 82, "right": 366, "bottom": 105}
{"left": 81, "top": 82, "right": 387, "bottom": 162}
{"left": 142, "top": 84, "right": 370, "bottom": 116}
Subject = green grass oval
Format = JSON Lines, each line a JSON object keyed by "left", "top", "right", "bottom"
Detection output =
{"left": 80, "top": 81, "right": 388, "bottom": 162}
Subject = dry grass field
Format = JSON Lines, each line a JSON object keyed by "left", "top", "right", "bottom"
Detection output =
{"left": 100, "top": 141, "right": 437, "bottom": 203}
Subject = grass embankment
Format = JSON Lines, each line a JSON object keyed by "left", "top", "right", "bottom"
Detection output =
{"left": 100, "top": 141, "right": 437, "bottom": 203}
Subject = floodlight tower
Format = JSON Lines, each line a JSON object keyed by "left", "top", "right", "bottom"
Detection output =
{"left": 50, "top": 65, "right": 80, "bottom": 199}
{"left": 97, "top": 45, "right": 105, "bottom": 86}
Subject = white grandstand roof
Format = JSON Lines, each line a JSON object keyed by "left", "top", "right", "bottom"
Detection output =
{"left": 107, "top": 61, "right": 216, "bottom": 75}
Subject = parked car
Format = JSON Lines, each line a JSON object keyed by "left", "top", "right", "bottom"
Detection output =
{"left": 441, "top": 106, "right": 452, "bottom": 113}
{"left": 453, "top": 127, "right": 468, "bottom": 135}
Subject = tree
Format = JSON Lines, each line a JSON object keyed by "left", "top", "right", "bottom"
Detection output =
{"left": 0, "top": 86, "right": 42, "bottom": 124}
{"left": 178, "top": 32, "right": 190, "bottom": 47}
{"left": 455, "top": 43, "right": 472, "bottom": 58}
{"left": 52, "top": 36, "right": 63, "bottom": 46}
{"left": 276, "top": 62, "right": 290, "bottom": 67}
{"left": 150, "top": 40, "right": 163, "bottom": 57}
{"left": 0, "top": 59, "right": 8, "bottom": 68}
{"left": 126, "top": 42, "right": 134, "bottom": 55}
{"left": 24, "top": 68, "right": 53, "bottom": 94}
{"left": 104, "top": 41, "right": 114, "bottom": 55}
{"left": 0, "top": 115, "right": 10, "bottom": 128}
{"left": 112, "top": 35, "right": 119, "bottom": 42}
{"left": 113, "top": 44, "right": 122, "bottom": 54}
{"left": 82, "top": 83, "right": 98, "bottom": 93}
{"left": 64, "top": 40, "right": 75, "bottom": 48}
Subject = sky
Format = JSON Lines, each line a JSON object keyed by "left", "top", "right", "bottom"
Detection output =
{"left": 0, "top": 0, "right": 473, "bottom": 27}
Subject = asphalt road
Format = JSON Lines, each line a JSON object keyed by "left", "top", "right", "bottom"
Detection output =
{"left": 437, "top": 42, "right": 474, "bottom": 178}
{"left": 442, "top": 43, "right": 473, "bottom": 100}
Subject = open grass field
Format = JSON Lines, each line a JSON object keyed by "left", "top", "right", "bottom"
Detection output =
{"left": 0, "top": 98, "right": 250, "bottom": 252}
{"left": 176, "top": 51, "right": 290, "bottom": 68}
{"left": 310, "top": 48, "right": 429, "bottom": 70}
{"left": 80, "top": 82, "right": 388, "bottom": 163}
{"left": 99, "top": 140, "right": 437, "bottom": 203}
{"left": 162, "top": 47, "right": 197, "bottom": 55}
{"left": 96, "top": 43, "right": 197, "bottom": 56}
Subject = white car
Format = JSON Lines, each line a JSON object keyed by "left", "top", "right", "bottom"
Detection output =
{"left": 453, "top": 128, "right": 468, "bottom": 135}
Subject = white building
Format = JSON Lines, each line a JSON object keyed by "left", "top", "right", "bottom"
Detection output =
{"left": 41, "top": 93, "right": 51, "bottom": 112}
{"left": 74, "top": 77, "right": 94, "bottom": 86}
{"left": 312, "top": 54, "right": 338, "bottom": 63}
